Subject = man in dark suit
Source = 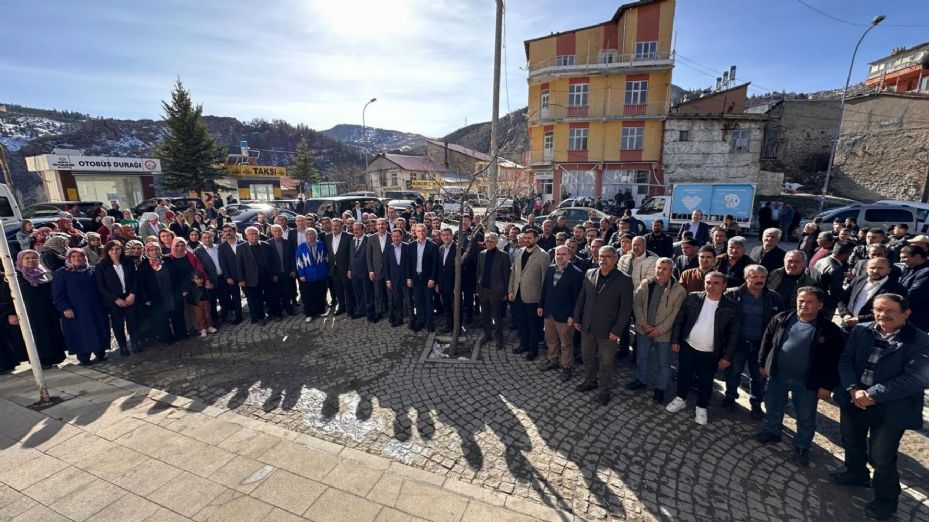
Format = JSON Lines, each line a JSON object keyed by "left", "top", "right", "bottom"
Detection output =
{"left": 477, "top": 232, "right": 511, "bottom": 350}
{"left": 269, "top": 224, "right": 296, "bottom": 317}
{"left": 644, "top": 220, "right": 674, "bottom": 258}
{"left": 678, "top": 210, "right": 711, "bottom": 245}
{"left": 436, "top": 228, "right": 458, "bottom": 333}
{"left": 348, "top": 222, "right": 374, "bottom": 320}
{"left": 673, "top": 239, "right": 699, "bottom": 278}
{"left": 898, "top": 245, "right": 929, "bottom": 330}
{"left": 193, "top": 230, "right": 225, "bottom": 324}
{"left": 235, "top": 226, "right": 280, "bottom": 324}
{"left": 407, "top": 223, "right": 439, "bottom": 332}
{"left": 384, "top": 229, "right": 411, "bottom": 326}
{"left": 538, "top": 245, "right": 584, "bottom": 381}
{"left": 750, "top": 228, "right": 787, "bottom": 273}
{"left": 276, "top": 214, "right": 299, "bottom": 309}
{"left": 325, "top": 218, "right": 354, "bottom": 316}
{"left": 839, "top": 257, "right": 907, "bottom": 333}
{"left": 573, "top": 245, "right": 634, "bottom": 405}
{"left": 366, "top": 218, "right": 390, "bottom": 322}
{"left": 217, "top": 224, "right": 244, "bottom": 324}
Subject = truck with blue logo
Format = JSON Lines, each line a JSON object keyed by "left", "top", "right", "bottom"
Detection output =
{"left": 631, "top": 183, "right": 756, "bottom": 232}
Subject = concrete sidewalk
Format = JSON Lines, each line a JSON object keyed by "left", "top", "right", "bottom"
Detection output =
{"left": 0, "top": 366, "right": 570, "bottom": 522}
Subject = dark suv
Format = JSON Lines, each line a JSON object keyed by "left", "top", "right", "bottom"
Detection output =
{"left": 133, "top": 197, "right": 205, "bottom": 215}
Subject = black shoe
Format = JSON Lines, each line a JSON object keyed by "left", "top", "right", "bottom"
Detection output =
{"left": 96, "top": 353, "right": 108, "bottom": 363}
{"left": 721, "top": 397, "right": 736, "bottom": 411}
{"left": 793, "top": 447, "right": 810, "bottom": 467}
{"left": 540, "top": 361, "right": 559, "bottom": 372}
{"left": 409, "top": 323, "right": 422, "bottom": 332}
{"left": 754, "top": 430, "right": 782, "bottom": 445}
{"left": 597, "top": 393, "right": 611, "bottom": 405}
{"left": 285, "top": 308, "right": 297, "bottom": 316}
{"left": 119, "top": 346, "right": 131, "bottom": 357}
{"left": 232, "top": 317, "right": 243, "bottom": 325}
{"left": 427, "top": 324, "right": 436, "bottom": 333}
{"left": 829, "top": 471, "right": 871, "bottom": 487}
{"left": 79, "top": 359, "right": 95, "bottom": 367}
{"left": 624, "top": 379, "right": 647, "bottom": 391}
{"left": 512, "top": 345, "right": 528, "bottom": 354}
{"left": 653, "top": 389, "right": 665, "bottom": 404}
{"left": 576, "top": 382, "right": 597, "bottom": 392}
{"left": 525, "top": 352, "right": 538, "bottom": 361}
{"left": 496, "top": 340, "right": 504, "bottom": 351}
{"left": 751, "top": 404, "right": 764, "bottom": 420}
{"left": 865, "top": 500, "right": 897, "bottom": 520}
{"left": 333, "top": 309, "right": 346, "bottom": 316}
{"left": 561, "top": 368, "right": 573, "bottom": 382}
{"left": 479, "top": 335, "right": 491, "bottom": 345}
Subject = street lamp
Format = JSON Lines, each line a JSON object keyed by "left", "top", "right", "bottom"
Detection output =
{"left": 362, "top": 98, "right": 377, "bottom": 190}
{"left": 819, "top": 15, "right": 885, "bottom": 212}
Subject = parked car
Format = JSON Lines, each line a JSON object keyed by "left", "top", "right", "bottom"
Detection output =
{"left": 132, "top": 197, "right": 205, "bottom": 216}
{"left": 383, "top": 190, "right": 422, "bottom": 201}
{"left": 304, "top": 196, "right": 382, "bottom": 217}
{"left": 231, "top": 209, "right": 298, "bottom": 233}
{"left": 22, "top": 201, "right": 108, "bottom": 220}
{"left": 342, "top": 191, "right": 377, "bottom": 197}
{"left": 5, "top": 216, "right": 95, "bottom": 257}
{"left": 876, "top": 200, "right": 929, "bottom": 234}
{"left": 387, "top": 199, "right": 416, "bottom": 211}
{"left": 545, "top": 207, "right": 609, "bottom": 229}
{"left": 809, "top": 203, "right": 918, "bottom": 232}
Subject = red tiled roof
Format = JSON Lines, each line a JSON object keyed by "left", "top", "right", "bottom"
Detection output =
{"left": 382, "top": 154, "right": 447, "bottom": 172}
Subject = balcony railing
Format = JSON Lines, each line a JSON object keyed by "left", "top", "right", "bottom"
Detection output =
{"left": 528, "top": 52, "right": 674, "bottom": 79}
{"left": 528, "top": 101, "right": 669, "bottom": 124}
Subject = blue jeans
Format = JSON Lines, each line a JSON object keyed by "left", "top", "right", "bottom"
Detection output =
{"left": 763, "top": 376, "right": 819, "bottom": 449}
{"left": 725, "top": 339, "right": 766, "bottom": 406}
{"left": 635, "top": 333, "right": 672, "bottom": 391}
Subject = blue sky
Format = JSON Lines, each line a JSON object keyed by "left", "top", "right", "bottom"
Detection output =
{"left": 1, "top": 0, "right": 927, "bottom": 137}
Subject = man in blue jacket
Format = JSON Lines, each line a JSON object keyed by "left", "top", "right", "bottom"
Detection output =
{"left": 830, "top": 293, "right": 929, "bottom": 520}
{"left": 537, "top": 246, "right": 584, "bottom": 382}
{"left": 898, "top": 245, "right": 929, "bottom": 331}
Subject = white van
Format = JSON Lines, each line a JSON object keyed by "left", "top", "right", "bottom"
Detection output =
{"left": 0, "top": 184, "right": 22, "bottom": 227}
{"left": 876, "top": 200, "right": 929, "bottom": 234}
{"left": 811, "top": 203, "right": 918, "bottom": 232}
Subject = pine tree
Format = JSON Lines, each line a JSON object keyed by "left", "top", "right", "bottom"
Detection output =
{"left": 157, "top": 79, "right": 223, "bottom": 194}
{"left": 289, "top": 137, "right": 320, "bottom": 185}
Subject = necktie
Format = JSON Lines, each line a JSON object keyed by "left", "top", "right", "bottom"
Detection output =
{"left": 355, "top": 239, "right": 361, "bottom": 251}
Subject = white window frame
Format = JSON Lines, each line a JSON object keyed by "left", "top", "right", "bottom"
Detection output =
{"left": 543, "top": 131, "right": 554, "bottom": 151}
{"left": 568, "top": 128, "right": 588, "bottom": 151}
{"left": 599, "top": 50, "right": 617, "bottom": 64}
{"left": 555, "top": 55, "right": 575, "bottom": 67}
{"left": 730, "top": 128, "right": 751, "bottom": 153}
{"left": 625, "top": 80, "right": 648, "bottom": 105}
{"left": 568, "top": 83, "right": 589, "bottom": 107}
{"left": 621, "top": 127, "right": 644, "bottom": 150}
{"left": 634, "top": 41, "right": 658, "bottom": 60}
{"left": 540, "top": 90, "right": 550, "bottom": 108}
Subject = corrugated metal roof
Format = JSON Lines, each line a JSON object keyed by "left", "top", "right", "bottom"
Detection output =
{"left": 382, "top": 154, "right": 447, "bottom": 172}
{"left": 425, "top": 140, "right": 494, "bottom": 162}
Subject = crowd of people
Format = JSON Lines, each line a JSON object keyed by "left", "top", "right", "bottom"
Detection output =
{"left": 2, "top": 199, "right": 928, "bottom": 521}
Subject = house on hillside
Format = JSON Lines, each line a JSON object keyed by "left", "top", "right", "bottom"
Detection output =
{"left": 366, "top": 153, "right": 446, "bottom": 196}
{"left": 748, "top": 99, "right": 841, "bottom": 178}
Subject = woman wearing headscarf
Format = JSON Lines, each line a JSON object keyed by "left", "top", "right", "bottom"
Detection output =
{"left": 32, "top": 227, "right": 52, "bottom": 251}
{"left": 39, "top": 234, "right": 69, "bottom": 272}
{"left": 186, "top": 229, "right": 201, "bottom": 250}
{"left": 125, "top": 240, "right": 145, "bottom": 269}
{"left": 295, "top": 227, "right": 329, "bottom": 322}
{"left": 163, "top": 238, "right": 206, "bottom": 340}
{"left": 97, "top": 216, "right": 117, "bottom": 243}
{"left": 16, "top": 219, "right": 34, "bottom": 252}
{"left": 120, "top": 210, "right": 139, "bottom": 232}
{"left": 169, "top": 213, "right": 191, "bottom": 240}
{"left": 138, "top": 242, "right": 181, "bottom": 343}
{"left": 57, "top": 217, "right": 85, "bottom": 248}
{"left": 112, "top": 224, "right": 137, "bottom": 243}
{"left": 138, "top": 212, "right": 164, "bottom": 240}
{"left": 0, "top": 250, "right": 67, "bottom": 369}
{"left": 96, "top": 241, "right": 140, "bottom": 356}
{"left": 52, "top": 248, "right": 110, "bottom": 365}
{"left": 83, "top": 232, "right": 104, "bottom": 266}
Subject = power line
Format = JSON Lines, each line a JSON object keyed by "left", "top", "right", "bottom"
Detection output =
{"left": 796, "top": 0, "right": 929, "bottom": 28}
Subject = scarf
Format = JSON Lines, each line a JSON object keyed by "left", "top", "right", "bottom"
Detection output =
{"left": 15, "top": 250, "right": 51, "bottom": 286}
{"left": 64, "top": 248, "right": 90, "bottom": 271}
{"left": 58, "top": 218, "right": 83, "bottom": 238}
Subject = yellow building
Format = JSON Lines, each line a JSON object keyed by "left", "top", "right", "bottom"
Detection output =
{"left": 524, "top": 0, "right": 675, "bottom": 205}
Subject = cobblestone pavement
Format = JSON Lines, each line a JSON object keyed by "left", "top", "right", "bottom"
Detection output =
{"left": 87, "top": 313, "right": 929, "bottom": 521}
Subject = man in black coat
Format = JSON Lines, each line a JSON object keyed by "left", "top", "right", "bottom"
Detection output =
{"left": 750, "top": 228, "right": 787, "bottom": 273}
{"left": 678, "top": 210, "right": 711, "bottom": 245}
{"left": 644, "top": 220, "right": 673, "bottom": 259}
{"left": 269, "top": 224, "right": 296, "bottom": 317}
{"left": 325, "top": 218, "right": 354, "bottom": 316}
{"left": 476, "top": 232, "right": 511, "bottom": 350}
{"left": 673, "top": 239, "right": 700, "bottom": 278}
{"left": 811, "top": 240, "right": 855, "bottom": 321}
{"left": 715, "top": 236, "right": 754, "bottom": 288}
{"left": 899, "top": 245, "right": 929, "bottom": 331}
{"left": 436, "top": 228, "right": 458, "bottom": 333}
{"left": 383, "top": 229, "right": 411, "bottom": 327}
{"left": 235, "top": 226, "right": 280, "bottom": 324}
{"left": 193, "top": 230, "right": 226, "bottom": 324}
{"left": 538, "top": 245, "right": 584, "bottom": 381}
{"left": 217, "top": 224, "right": 244, "bottom": 324}
{"left": 838, "top": 257, "right": 907, "bottom": 333}
{"left": 407, "top": 224, "right": 439, "bottom": 332}
{"left": 348, "top": 222, "right": 374, "bottom": 320}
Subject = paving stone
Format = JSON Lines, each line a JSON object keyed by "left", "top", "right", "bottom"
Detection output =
{"left": 46, "top": 477, "right": 127, "bottom": 521}
{"left": 250, "top": 469, "right": 327, "bottom": 515}
{"left": 0, "top": 484, "right": 39, "bottom": 519}
{"left": 86, "top": 492, "right": 162, "bottom": 522}
{"left": 461, "top": 501, "right": 539, "bottom": 522}
{"left": 147, "top": 471, "right": 229, "bottom": 518}
{"left": 375, "top": 507, "right": 429, "bottom": 522}
{"left": 0, "top": 454, "right": 70, "bottom": 490}
{"left": 208, "top": 456, "right": 273, "bottom": 493}
{"left": 323, "top": 459, "right": 384, "bottom": 497}
{"left": 143, "top": 507, "right": 191, "bottom": 522}
{"left": 304, "top": 488, "right": 383, "bottom": 521}
{"left": 192, "top": 489, "right": 274, "bottom": 521}
{"left": 261, "top": 507, "right": 306, "bottom": 522}
{"left": 366, "top": 473, "right": 404, "bottom": 508}
{"left": 256, "top": 439, "right": 340, "bottom": 480}
{"left": 115, "top": 422, "right": 183, "bottom": 457}
{"left": 11, "top": 503, "right": 71, "bottom": 522}
{"left": 0, "top": 444, "right": 43, "bottom": 474}
{"left": 21, "top": 466, "right": 96, "bottom": 506}
{"left": 111, "top": 457, "right": 183, "bottom": 497}
{"left": 151, "top": 434, "right": 236, "bottom": 478}
{"left": 394, "top": 479, "right": 469, "bottom": 522}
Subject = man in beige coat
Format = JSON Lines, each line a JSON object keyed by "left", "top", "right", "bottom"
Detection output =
{"left": 625, "top": 257, "right": 687, "bottom": 405}
{"left": 508, "top": 229, "right": 550, "bottom": 360}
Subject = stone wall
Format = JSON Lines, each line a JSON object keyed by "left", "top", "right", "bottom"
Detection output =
{"left": 425, "top": 141, "right": 478, "bottom": 177}
{"left": 831, "top": 94, "right": 929, "bottom": 202}
{"left": 760, "top": 100, "right": 841, "bottom": 176}
{"left": 663, "top": 116, "right": 782, "bottom": 194}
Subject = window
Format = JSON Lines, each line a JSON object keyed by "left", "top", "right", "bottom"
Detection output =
{"left": 599, "top": 50, "right": 617, "bottom": 64}
{"left": 730, "top": 128, "right": 751, "bottom": 152}
{"left": 762, "top": 128, "right": 778, "bottom": 159}
{"left": 561, "top": 170, "right": 596, "bottom": 198}
{"left": 568, "top": 128, "right": 588, "bottom": 150}
{"left": 540, "top": 90, "right": 549, "bottom": 108}
{"left": 543, "top": 131, "right": 553, "bottom": 151}
{"left": 621, "top": 127, "right": 644, "bottom": 150}
{"left": 678, "top": 130, "right": 689, "bottom": 142}
{"left": 625, "top": 80, "right": 648, "bottom": 105}
{"left": 864, "top": 208, "right": 914, "bottom": 224}
{"left": 568, "top": 83, "right": 588, "bottom": 107}
{"left": 602, "top": 169, "right": 650, "bottom": 202}
{"left": 634, "top": 41, "right": 658, "bottom": 60}
{"left": 555, "top": 55, "right": 575, "bottom": 67}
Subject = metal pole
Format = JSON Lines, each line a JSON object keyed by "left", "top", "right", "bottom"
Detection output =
{"left": 0, "top": 237, "right": 50, "bottom": 403}
{"left": 362, "top": 98, "right": 377, "bottom": 192}
{"left": 489, "top": 0, "right": 503, "bottom": 224}
{"left": 819, "top": 16, "right": 885, "bottom": 212}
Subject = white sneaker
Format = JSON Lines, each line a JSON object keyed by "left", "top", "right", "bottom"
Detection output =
{"left": 199, "top": 329, "right": 208, "bottom": 338}
{"left": 665, "top": 397, "right": 686, "bottom": 413}
{"left": 207, "top": 327, "right": 217, "bottom": 333}
{"left": 305, "top": 317, "right": 313, "bottom": 323}
{"left": 695, "top": 407, "right": 708, "bottom": 425}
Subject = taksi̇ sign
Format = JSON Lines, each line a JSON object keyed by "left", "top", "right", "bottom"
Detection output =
{"left": 29, "top": 154, "right": 162, "bottom": 173}
{"left": 224, "top": 165, "right": 287, "bottom": 178}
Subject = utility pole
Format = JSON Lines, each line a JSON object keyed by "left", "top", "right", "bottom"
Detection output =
{"left": 489, "top": 0, "right": 503, "bottom": 224}
{"left": 0, "top": 144, "right": 24, "bottom": 209}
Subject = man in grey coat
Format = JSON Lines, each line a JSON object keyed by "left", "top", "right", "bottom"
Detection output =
{"left": 508, "top": 229, "right": 551, "bottom": 360}
{"left": 573, "top": 245, "right": 634, "bottom": 405}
